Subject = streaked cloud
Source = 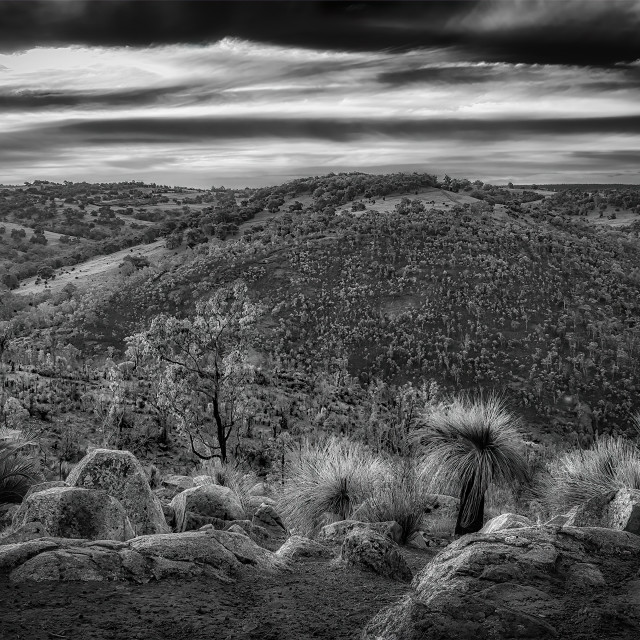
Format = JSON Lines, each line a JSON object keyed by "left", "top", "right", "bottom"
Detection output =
{"left": 0, "top": 1, "right": 638, "bottom": 186}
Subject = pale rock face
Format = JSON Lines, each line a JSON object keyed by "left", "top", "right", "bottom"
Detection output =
{"left": 12, "top": 487, "right": 134, "bottom": 542}
{"left": 362, "top": 526, "right": 640, "bottom": 640}
{"left": 161, "top": 475, "right": 195, "bottom": 495}
{"left": 565, "top": 489, "right": 640, "bottom": 535}
{"left": 170, "top": 485, "right": 245, "bottom": 533}
{"left": 0, "top": 521, "right": 50, "bottom": 545}
{"left": 192, "top": 475, "right": 216, "bottom": 487}
{"left": 66, "top": 449, "right": 169, "bottom": 536}
{"left": 480, "top": 513, "right": 533, "bottom": 534}
{"left": 340, "top": 529, "right": 412, "bottom": 582}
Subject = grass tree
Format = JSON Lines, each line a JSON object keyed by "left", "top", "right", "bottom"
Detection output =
{"left": 416, "top": 394, "right": 529, "bottom": 535}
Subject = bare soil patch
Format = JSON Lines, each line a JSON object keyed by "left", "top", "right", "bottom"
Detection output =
{"left": 0, "top": 547, "right": 435, "bottom": 640}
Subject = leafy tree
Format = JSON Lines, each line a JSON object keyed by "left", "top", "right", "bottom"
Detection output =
{"left": 126, "top": 281, "right": 260, "bottom": 461}
{"left": 416, "top": 394, "right": 529, "bottom": 535}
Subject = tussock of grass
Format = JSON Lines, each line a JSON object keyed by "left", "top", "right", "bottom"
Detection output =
{"left": 278, "top": 437, "right": 386, "bottom": 536}
{"left": 542, "top": 436, "right": 640, "bottom": 512}
{"left": 354, "top": 457, "right": 431, "bottom": 544}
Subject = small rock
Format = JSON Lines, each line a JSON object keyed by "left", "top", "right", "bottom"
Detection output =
{"left": 252, "top": 503, "right": 287, "bottom": 536}
{"left": 608, "top": 489, "right": 640, "bottom": 535}
{"left": 277, "top": 535, "right": 334, "bottom": 561}
{"left": 192, "top": 475, "right": 216, "bottom": 487}
{"left": 317, "top": 520, "right": 403, "bottom": 545}
{"left": 566, "top": 562, "right": 606, "bottom": 590}
{"left": 480, "top": 513, "right": 533, "bottom": 534}
{"left": 340, "top": 529, "right": 412, "bottom": 582}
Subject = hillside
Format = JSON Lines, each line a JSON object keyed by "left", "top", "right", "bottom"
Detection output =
{"left": 1, "top": 171, "right": 640, "bottom": 480}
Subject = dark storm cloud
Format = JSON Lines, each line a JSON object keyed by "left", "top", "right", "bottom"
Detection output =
{"left": 571, "top": 150, "right": 640, "bottom": 164}
{"left": 0, "top": 85, "right": 199, "bottom": 110}
{"left": 8, "top": 114, "right": 640, "bottom": 149}
{"left": 1, "top": 1, "right": 638, "bottom": 66}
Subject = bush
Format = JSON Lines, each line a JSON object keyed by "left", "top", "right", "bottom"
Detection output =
{"left": 278, "top": 437, "right": 386, "bottom": 536}
{"left": 354, "top": 456, "right": 430, "bottom": 543}
{"left": 542, "top": 436, "right": 640, "bottom": 513}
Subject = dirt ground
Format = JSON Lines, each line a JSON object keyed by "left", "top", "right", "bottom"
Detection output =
{"left": 0, "top": 548, "right": 434, "bottom": 640}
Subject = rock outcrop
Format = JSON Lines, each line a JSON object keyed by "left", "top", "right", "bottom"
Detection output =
{"left": 363, "top": 525, "right": 640, "bottom": 639}
{"left": 317, "top": 520, "right": 403, "bottom": 545}
{"left": 341, "top": 529, "right": 412, "bottom": 582}
{"left": 67, "top": 449, "right": 169, "bottom": 536}
{"left": 1, "top": 528, "right": 283, "bottom": 583}
{"left": 0, "top": 521, "right": 50, "bottom": 545}
{"left": 480, "top": 513, "right": 533, "bottom": 534}
{"left": 170, "top": 485, "right": 245, "bottom": 532}
{"left": 11, "top": 487, "right": 134, "bottom": 541}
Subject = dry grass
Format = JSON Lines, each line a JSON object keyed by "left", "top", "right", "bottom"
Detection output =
{"left": 541, "top": 436, "right": 640, "bottom": 513}
{"left": 278, "top": 437, "right": 386, "bottom": 536}
{"left": 0, "top": 427, "right": 41, "bottom": 506}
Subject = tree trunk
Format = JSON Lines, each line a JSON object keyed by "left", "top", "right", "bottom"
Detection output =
{"left": 454, "top": 478, "right": 485, "bottom": 535}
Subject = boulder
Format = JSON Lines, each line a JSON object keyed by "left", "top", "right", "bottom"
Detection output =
{"left": 0, "top": 521, "right": 50, "bottom": 545}
{"left": 317, "top": 520, "right": 403, "bottom": 545}
{"left": 207, "top": 529, "right": 282, "bottom": 571}
{"left": 12, "top": 487, "right": 134, "bottom": 541}
{"left": 246, "top": 495, "right": 277, "bottom": 516}
{"left": 66, "top": 449, "right": 169, "bottom": 536}
{"left": 183, "top": 512, "right": 227, "bottom": 532}
{"left": 607, "top": 489, "right": 640, "bottom": 535}
{"left": 252, "top": 503, "right": 287, "bottom": 536}
{"left": 171, "top": 485, "right": 244, "bottom": 532}
{"left": 340, "top": 529, "right": 412, "bottom": 582}
{"left": 224, "top": 519, "right": 271, "bottom": 547}
{"left": 480, "top": 513, "right": 533, "bottom": 534}
{"left": 161, "top": 502, "right": 175, "bottom": 529}
{"left": 544, "top": 506, "right": 578, "bottom": 526}
{"left": 407, "top": 531, "right": 429, "bottom": 550}
{"left": 161, "top": 475, "right": 194, "bottom": 496}
{"left": 276, "top": 535, "right": 334, "bottom": 562}
{"left": 0, "top": 504, "right": 19, "bottom": 531}
{"left": 363, "top": 526, "right": 640, "bottom": 640}
{"left": 566, "top": 489, "right": 640, "bottom": 535}
{"left": 566, "top": 492, "right": 616, "bottom": 528}
{"left": 226, "top": 523, "right": 249, "bottom": 537}
{"left": 129, "top": 530, "right": 240, "bottom": 576}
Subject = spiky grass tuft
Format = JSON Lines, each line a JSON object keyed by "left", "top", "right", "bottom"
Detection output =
{"left": 278, "top": 437, "right": 386, "bottom": 536}
{"left": 415, "top": 393, "right": 529, "bottom": 531}
{"left": 0, "top": 428, "right": 41, "bottom": 507}
{"left": 543, "top": 436, "right": 640, "bottom": 512}
{"left": 354, "top": 457, "right": 431, "bottom": 544}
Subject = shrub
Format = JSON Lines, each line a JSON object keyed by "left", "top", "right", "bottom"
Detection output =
{"left": 542, "top": 436, "right": 640, "bottom": 513}
{"left": 278, "top": 437, "right": 386, "bottom": 536}
{"left": 0, "top": 428, "right": 41, "bottom": 506}
{"left": 416, "top": 393, "right": 529, "bottom": 534}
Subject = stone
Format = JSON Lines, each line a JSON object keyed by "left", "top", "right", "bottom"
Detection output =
{"left": 566, "top": 562, "right": 606, "bottom": 590}
{"left": 276, "top": 535, "right": 334, "bottom": 562}
{"left": 161, "top": 502, "right": 175, "bottom": 529}
{"left": 161, "top": 475, "right": 195, "bottom": 496}
{"left": 317, "top": 520, "right": 403, "bottom": 545}
{"left": 207, "top": 529, "right": 283, "bottom": 571}
{"left": 129, "top": 530, "right": 241, "bottom": 576}
{"left": 224, "top": 519, "right": 271, "bottom": 546}
{"left": 192, "top": 475, "right": 215, "bottom": 487}
{"left": 183, "top": 512, "right": 227, "bottom": 532}
{"left": 608, "top": 489, "right": 640, "bottom": 535}
{"left": 170, "top": 485, "right": 244, "bottom": 532}
{"left": 226, "top": 523, "right": 249, "bottom": 537}
{"left": 0, "top": 521, "right": 50, "bottom": 545}
{"left": 340, "top": 529, "right": 412, "bottom": 582}
{"left": 407, "top": 531, "right": 429, "bottom": 550}
{"left": 544, "top": 507, "right": 578, "bottom": 527}
{"left": 24, "top": 481, "right": 68, "bottom": 500}
{"left": 566, "top": 492, "right": 616, "bottom": 528}
{"left": 0, "top": 504, "right": 19, "bottom": 531}
{"left": 0, "top": 539, "right": 62, "bottom": 574}
{"left": 362, "top": 526, "right": 640, "bottom": 640}
{"left": 246, "top": 495, "right": 277, "bottom": 516}
{"left": 12, "top": 487, "right": 134, "bottom": 541}
{"left": 248, "top": 482, "right": 273, "bottom": 497}
{"left": 480, "top": 513, "right": 533, "bottom": 534}
{"left": 66, "top": 449, "right": 169, "bottom": 536}
{"left": 252, "top": 503, "right": 287, "bottom": 536}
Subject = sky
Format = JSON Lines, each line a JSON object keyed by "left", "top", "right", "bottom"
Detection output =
{"left": 0, "top": 0, "right": 639, "bottom": 188}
